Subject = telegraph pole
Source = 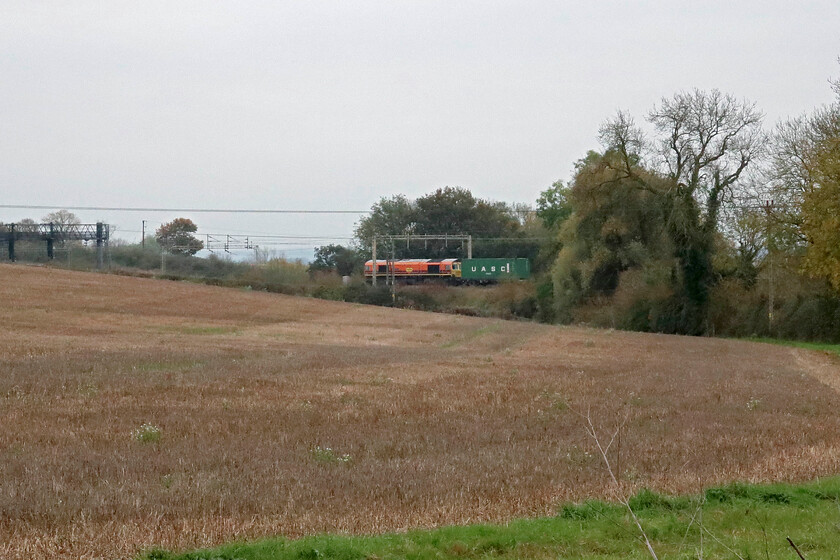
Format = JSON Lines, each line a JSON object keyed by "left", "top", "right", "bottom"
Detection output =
{"left": 7, "top": 223, "right": 15, "bottom": 261}
{"left": 141, "top": 220, "right": 146, "bottom": 248}
{"left": 390, "top": 239, "right": 396, "bottom": 302}
{"left": 763, "top": 201, "right": 775, "bottom": 335}
{"left": 96, "top": 222, "right": 105, "bottom": 270}
{"left": 371, "top": 235, "right": 377, "bottom": 287}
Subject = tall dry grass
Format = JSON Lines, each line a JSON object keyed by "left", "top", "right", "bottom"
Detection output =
{"left": 2, "top": 263, "right": 840, "bottom": 559}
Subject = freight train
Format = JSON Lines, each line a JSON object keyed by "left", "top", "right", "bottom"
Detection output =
{"left": 363, "top": 258, "right": 530, "bottom": 283}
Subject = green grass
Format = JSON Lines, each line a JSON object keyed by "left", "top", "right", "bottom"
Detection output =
{"left": 139, "top": 478, "right": 840, "bottom": 559}
{"left": 746, "top": 336, "right": 840, "bottom": 356}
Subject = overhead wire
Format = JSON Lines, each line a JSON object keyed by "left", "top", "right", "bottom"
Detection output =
{"left": 0, "top": 204, "right": 369, "bottom": 214}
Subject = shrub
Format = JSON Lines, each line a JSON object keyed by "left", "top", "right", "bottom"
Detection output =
{"left": 133, "top": 423, "right": 162, "bottom": 444}
{"left": 311, "top": 446, "right": 352, "bottom": 465}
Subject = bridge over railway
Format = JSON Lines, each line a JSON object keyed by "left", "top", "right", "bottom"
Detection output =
{"left": 0, "top": 222, "right": 110, "bottom": 268}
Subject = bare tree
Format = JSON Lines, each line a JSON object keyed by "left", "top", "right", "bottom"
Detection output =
{"left": 769, "top": 81, "right": 840, "bottom": 252}
{"left": 648, "top": 90, "right": 765, "bottom": 230}
{"left": 41, "top": 209, "right": 81, "bottom": 233}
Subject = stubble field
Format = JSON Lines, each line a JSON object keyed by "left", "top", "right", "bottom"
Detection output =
{"left": 2, "top": 264, "right": 840, "bottom": 559}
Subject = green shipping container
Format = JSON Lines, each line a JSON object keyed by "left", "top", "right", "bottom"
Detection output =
{"left": 459, "top": 258, "right": 530, "bottom": 280}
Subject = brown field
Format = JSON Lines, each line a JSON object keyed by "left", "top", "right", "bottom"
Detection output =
{"left": 3, "top": 264, "right": 840, "bottom": 559}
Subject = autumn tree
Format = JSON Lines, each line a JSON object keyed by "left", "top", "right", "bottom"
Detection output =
{"left": 797, "top": 80, "right": 840, "bottom": 288}
{"left": 591, "top": 90, "right": 766, "bottom": 334}
{"left": 552, "top": 150, "right": 671, "bottom": 322}
{"left": 155, "top": 218, "right": 204, "bottom": 255}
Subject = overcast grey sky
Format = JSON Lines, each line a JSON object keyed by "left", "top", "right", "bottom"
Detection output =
{"left": 1, "top": 1, "right": 839, "bottom": 259}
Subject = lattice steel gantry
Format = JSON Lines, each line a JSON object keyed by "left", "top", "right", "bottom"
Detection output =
{"left": 0, "top": 222, "right": 110, "bottom": 268}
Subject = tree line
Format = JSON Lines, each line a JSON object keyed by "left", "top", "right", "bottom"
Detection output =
{"left": 548, "top": 76, "right": 839, "bottom": 339}
{"left": 317, "top": 69, "right": 840, "bottom": 340}
{"left": 311, "top": 186, "right": 551, "bottom": 274}
{"left": 3, "top": 68, "right": 838, "bottom": 341}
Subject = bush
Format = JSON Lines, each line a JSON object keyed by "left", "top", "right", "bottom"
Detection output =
{"left": 311, "top": 446, "right": 352, "bottom": 465}
{"left": 342, "top": 283, "right": 394, "bottom": 306}
{"left": 535, "top": 277, "right": 555, "bottom": 322}
{"left": 133, "top": 423, "right": 162, "bottom": 444}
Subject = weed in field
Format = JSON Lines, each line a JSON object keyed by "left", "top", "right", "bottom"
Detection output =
{"left": 5, "top": 385, "right": 25, "bottom": 400}
{"left": 622, "top": 468, "right": 642, "bottom": 483}
{"left": 564, "top": 445, "right": 594, "bottom": 465}
{"left": 78, "top": 382, "right": 98, "bottom": 397}
{"left": 366, "top": 373, "right": 393, "bottom": 386}
{"left": 537, "top": 390, "right": 568, "bottom": 412}
{"left": 339, "top": 393, "right": 366, "bottom": 407}
{"left": 133, "top": 423, "right": 162, "bottom": 444}
{"left": 559, "top": 499, "right": 615, "bottom": 520}
{"left": 311, "top": 446, "right": 352, "bottom": 465}
{"left": 746, "top": 397, "right": 762, "bottom": 411}
{"left": 626, "top": 392, "right": 646, "bottom": 407}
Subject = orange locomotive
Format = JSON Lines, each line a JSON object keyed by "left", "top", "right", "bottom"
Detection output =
{"left": 363, "top": 258, "right": 461, "bottom": 280}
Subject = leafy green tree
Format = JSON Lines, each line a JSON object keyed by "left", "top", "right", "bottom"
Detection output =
{"left": 310, "top": 244, "right": 363, "bottom": 276}
{"left": 533, "top": 180, "right": 574, "bottom": 275}
{"left": 536, "top": 180, "right": 573, "bottom": 230}
{"left": 354, "top": 187, "right": 532, "bottom": 259}
{"left": 414, "top": 187, "right": 495, "bottom": 234}
{"left": 353, "top": 195, "right": 416, "bottom": 255}
{"left": 155, "top": 218, "right": 204, "bottom": 255}
{"left": 414, "top": 187, "right": 525, "bottom": 259}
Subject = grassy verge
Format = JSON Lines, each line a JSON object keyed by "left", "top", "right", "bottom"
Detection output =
{"left": 141, "top": 478, "right": 840, "bottom": 560}
{"left": 747, "top": 336, "right": 840, "bottom": 356}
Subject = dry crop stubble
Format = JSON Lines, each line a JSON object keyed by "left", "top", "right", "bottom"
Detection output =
{"left": 2, "top": 264, "right": 840, "bottom": 559}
